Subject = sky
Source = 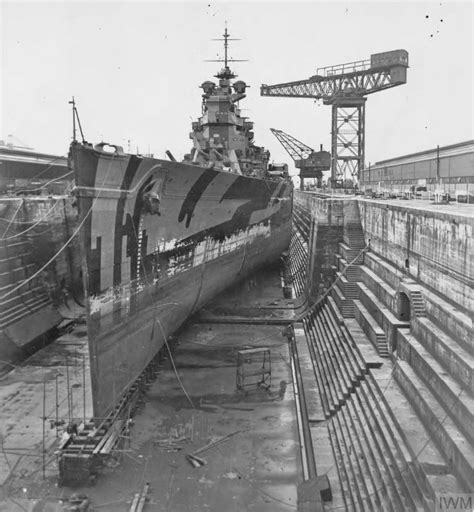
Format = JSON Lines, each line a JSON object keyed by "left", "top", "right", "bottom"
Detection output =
{"left": 1, "top": 0, "right": 473, "bottom": 178}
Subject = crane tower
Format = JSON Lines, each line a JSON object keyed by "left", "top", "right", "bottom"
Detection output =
{"left": 270, "top": 128, "right": 330, "bottom": 190}
{"left": 261, "top": 50, "right": 409, "bottom": 186}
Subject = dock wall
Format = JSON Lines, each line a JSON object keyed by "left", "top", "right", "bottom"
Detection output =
{"left": 295, "top": 191, "right": 473, "bottom": 312}
{"left": 292, "top": 190, "right": 473, "bottom": 497}
{"left": 0, "top": 197, "right": 81, "bottom": 371}
{"left": 358, "top": 200, "right": 473, "bottom": 312}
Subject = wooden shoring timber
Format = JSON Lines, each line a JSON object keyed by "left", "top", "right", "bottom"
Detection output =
{"left": 59, "top": 349, "right": 163, "bottom": 486}
{"left": 130, "top": 482, "right": 150, "bottom": 512}
{"left": 92, "top": 420, "right": 124, "bottom": 455}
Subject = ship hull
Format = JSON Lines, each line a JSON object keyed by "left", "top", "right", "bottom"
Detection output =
{"left": 71, "top": 143, "right": 292, "bottom": 417}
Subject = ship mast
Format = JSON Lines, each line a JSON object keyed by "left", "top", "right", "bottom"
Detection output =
{"left": 223, "top": 26, "right": 230, "bottom": 71}
{"left": 69, "top": 96, "right": 86, "bottom": 143}
{"left": 192, "top": 26, "right": 267, "bottom": 177}
{"left": 207, "top": 24, "right": 246, "bottom": 80}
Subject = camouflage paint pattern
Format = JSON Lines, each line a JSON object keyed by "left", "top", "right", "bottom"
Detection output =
{"left": 71, "top": 142, "right": 292, "bottom": 417}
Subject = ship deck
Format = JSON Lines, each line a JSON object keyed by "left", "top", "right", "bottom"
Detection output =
{"left": 0, "top": 266, "right": 302, "bottom": 511}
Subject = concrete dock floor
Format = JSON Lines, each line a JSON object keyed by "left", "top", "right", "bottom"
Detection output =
{"left": 0, "top": 317, "right": 93, "bottom": 510}
{"left": 0, "top": 265, "right": 301, "bottom": 511}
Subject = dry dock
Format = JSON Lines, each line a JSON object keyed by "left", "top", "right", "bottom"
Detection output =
{"left": 0, "top": 265, "right": 307, "bottom": 511}
{"left": 0, "top": 317, "right": 93, "bottom": 508}
{"left": 0, "top": 191, "right": 472, "bottom": 512}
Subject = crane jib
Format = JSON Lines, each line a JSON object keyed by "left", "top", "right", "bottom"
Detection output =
{"left": 260, "top": 50, "right": 409, "bottom": 186}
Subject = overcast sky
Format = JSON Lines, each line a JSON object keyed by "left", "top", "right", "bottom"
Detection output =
{"left": 1, "top": 1, "right": 472, "bottom": 176}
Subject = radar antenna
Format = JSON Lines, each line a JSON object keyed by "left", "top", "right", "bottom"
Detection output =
{"left": 205, "top": 25, "right": 247, "bottom": 79}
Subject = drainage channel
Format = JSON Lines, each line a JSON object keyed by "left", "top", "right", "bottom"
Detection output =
{"left": 281, "top": 251, "right": 315, "bottom": 481}
{"left": 283, "top": 247, "right": 332, "bottom": 511}
{"left": 288, "top": 326, "right": 316, "bottom": 481}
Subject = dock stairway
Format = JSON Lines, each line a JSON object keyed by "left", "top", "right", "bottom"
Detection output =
{"left": 287, "top": 227, "right": 309, "bottom": 297}
{"left": 296, "top": 298, "right": 428, "bottom": 511}
{"left": 289, "top": 197, "right": 472, "bottom": 510}
{"left": 331, "top": 250, "right": 474, "bottom": 498}
{"left": 294, "top": 290, "right": 473, "bottom": 511}
{"left": 293, "top": 201, "right": 312, "bottom": 241}
{"left": 407, "top": 290, "right": 427, "bottom": 317}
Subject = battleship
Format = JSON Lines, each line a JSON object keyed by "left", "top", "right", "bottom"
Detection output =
{"left": 1, "top": 14, "right": 472, "bottom": 510}
{"left": 69, "top": 28, "right": 292, "bottom": 417}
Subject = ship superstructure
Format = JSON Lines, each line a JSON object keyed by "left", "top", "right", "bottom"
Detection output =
{"left": 186, "top": 28, "right": 270, "bottom": 177}
{"left": 68, "top": 28, "right": 292, "bottom": 418}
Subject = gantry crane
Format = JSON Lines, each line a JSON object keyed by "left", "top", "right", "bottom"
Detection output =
{"left": 270, "top": 128, "right": 330, "bottom": 190}
{"left": 261, "top": 50, "right": 409, "bottom": 186}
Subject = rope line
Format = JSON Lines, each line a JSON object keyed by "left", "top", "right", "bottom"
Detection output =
{"left": 17, "top": 154, "right": 68, "bottom": 182}
{"left": 128, "top": 211, "right": 196, "bottom": 410}
{"left": 155, "top": 318, "right": 195, "bottom": 409}
{"left": 14, "top": 170, "right": 73, "bottom": 195}
{"left": 0, "top": 153, "right": 116, "bottom": 302}
{"left": 0, "top": 200, "right": 61, "bottom": 241}
{"left": 1, "top": 199, "right": 24, "bottom": 237}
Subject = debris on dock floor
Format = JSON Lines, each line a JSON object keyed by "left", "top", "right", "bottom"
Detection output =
{"left": 0, "top": 266, "right": 300, "bottom": 511}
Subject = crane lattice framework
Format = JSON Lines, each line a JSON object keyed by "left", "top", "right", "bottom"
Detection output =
{"left": 271, "top": 128, "right": 313, "bottom": 161}
{"left": 270, "top": 128, "right": 330, "bottom": 189}
{"left": 261, "top": 50, "right": 409, "bottom": 185}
